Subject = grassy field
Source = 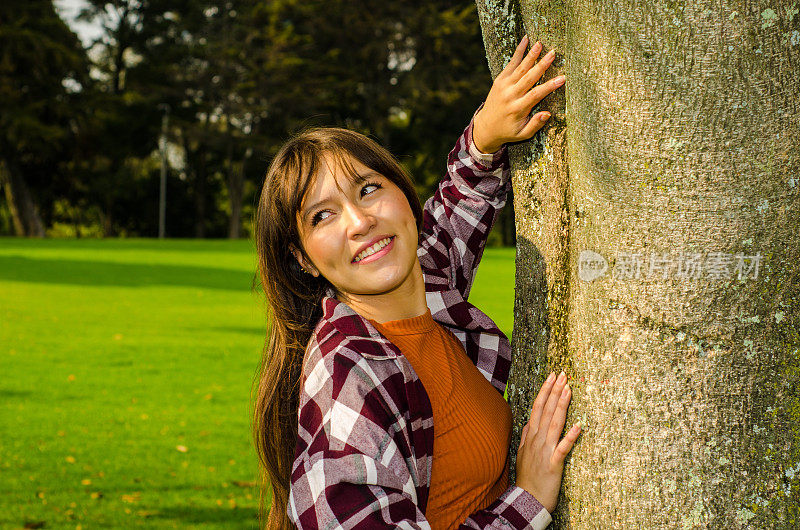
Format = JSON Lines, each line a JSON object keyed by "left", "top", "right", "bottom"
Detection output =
{"left": 0, "top": 238, "right": 515, "bottom": 529}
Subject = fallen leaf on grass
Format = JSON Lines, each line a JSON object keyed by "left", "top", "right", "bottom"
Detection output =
{"left": 23, "top": 522, "right": 46, "bottom": 529}
{"left": 90, "top": 491, "right": 103, "bottom": 500}
{"left": 121, "top": 492, "right": 141, "bottom": 503}
{"left": 80, "top": 479, "right": 91, "bottom": 486}
{"left": 176, "top": 445, "right": 188, "bottom": 453}
{"left": 232, "top": 480, "right": 256, "bottom": 488}
{"left": 65, "top": 456, "right": 75, "bottom": 464}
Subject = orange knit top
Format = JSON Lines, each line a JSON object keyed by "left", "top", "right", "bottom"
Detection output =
{"left": 368, "top": 308, "right": 512, "bottom": 530}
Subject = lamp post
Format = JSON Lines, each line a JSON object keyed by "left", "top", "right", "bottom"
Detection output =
{"left": 157, "top": 103, "right": 170, "bottom": 239}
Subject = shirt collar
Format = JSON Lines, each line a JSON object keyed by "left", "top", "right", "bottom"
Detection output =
{"left": 319, "top": 283, "right": 505, "bottom": 358}
{"left": 320, "top": 287, "right": 399, "bottom": 359}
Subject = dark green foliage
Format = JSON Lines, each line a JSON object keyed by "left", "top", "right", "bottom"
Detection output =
{"left": 0, "top": 0, "right": 89, "bottom": 235}
{"left": 0, "top": 0, "right": 513, "bottom": 243}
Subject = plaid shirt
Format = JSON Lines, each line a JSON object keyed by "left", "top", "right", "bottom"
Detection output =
{"left": 288, "top": 109, "right": 552, "bottom": 529}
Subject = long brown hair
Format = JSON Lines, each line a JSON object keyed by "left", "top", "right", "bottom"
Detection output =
{"left": 252, "top": 127, "right": 423, "bottom": 529}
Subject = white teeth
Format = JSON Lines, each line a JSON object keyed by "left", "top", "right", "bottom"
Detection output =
{"left": 354, "top": 237, "right": 392, "bottom": 262}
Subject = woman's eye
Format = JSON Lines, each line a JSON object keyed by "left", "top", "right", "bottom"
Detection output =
{"left": 311, "top": 210, "right": 331, "bottom": 226}
{"left": 310, "top": 182, "right": 382, "bottom": 226}
{"left": 362, "top": 182, "right": 382, "bottom": 196}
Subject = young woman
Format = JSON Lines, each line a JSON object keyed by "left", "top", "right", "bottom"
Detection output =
{"left": 253, "top": 35, "right": 579, "bottom": 529}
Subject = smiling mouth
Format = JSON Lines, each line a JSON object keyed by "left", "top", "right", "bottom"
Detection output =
{"left": 352, "top": 236, "right": 395, "bottom": 264}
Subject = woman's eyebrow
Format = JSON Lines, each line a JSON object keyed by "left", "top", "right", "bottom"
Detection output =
{"left": 302, "top": 170, "right": 382, "bottom": 222}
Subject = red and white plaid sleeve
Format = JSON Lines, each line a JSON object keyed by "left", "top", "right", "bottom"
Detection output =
{"left": 418, "top": 104, "right": 512, "bottom": 301}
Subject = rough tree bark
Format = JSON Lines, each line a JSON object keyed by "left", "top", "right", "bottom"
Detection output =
{"left": 476, "top": 0, "right": 800, "bottom": 527}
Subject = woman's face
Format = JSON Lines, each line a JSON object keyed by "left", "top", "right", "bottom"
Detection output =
{"left": 291, "top": 154, "right": 419, "bottom": 299}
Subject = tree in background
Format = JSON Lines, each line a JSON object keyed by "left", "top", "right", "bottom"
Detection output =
{"left": 477, "top": 0, "right": 799, "bottom": 526}
{"left": 77, "top": 0, "right": 176, "bottom": 236}
{"left": 0, "top": 0, "right": 88, "bottom": 236}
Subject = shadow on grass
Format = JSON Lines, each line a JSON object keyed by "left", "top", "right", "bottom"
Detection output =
{"left": 0, "top": 389, "right": 33, "bottom": 399}
{"left": 148, "top": 505, "right": 258, "bottom": 527}
{"left": 0, "top": 255, "right": 259, "bottom": 292}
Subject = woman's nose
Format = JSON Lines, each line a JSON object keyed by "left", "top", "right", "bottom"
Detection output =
{"left": 343, "top": 202, "right": 375, "bottom": 236}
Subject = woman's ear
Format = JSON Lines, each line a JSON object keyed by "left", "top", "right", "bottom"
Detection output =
{"left": 289, "top": 243, "right": 319, "bottom": 277}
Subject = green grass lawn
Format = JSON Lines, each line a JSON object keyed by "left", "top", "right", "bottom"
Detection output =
{"left": 0, "top": 238, "right": 515, "bottom": 529}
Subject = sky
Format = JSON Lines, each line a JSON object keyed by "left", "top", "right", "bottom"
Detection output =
{"left": 54, "top": 0, "right": 104, "bottom": 48}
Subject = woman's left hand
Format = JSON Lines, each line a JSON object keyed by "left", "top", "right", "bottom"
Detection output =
{"left": 472, "top": 35, "right": 565, "bottom": 154}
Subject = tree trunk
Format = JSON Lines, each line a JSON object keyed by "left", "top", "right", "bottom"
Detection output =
{"left": 0, "top": 159, "right": 45, "bottom": 237}
{"left": 476, "top": 0, "right": 800, "bottom": 527}
{"left": 193, "top": 146, "right": 208, "bottom": 239}
{"left": 225, "top": 138, "right": 247, "bottom": 240}
{"left": 226, "top": 154, "right": 246, "bottom": 240}
{"left": 102, "top": 194, "right": 114, "bottom": 237}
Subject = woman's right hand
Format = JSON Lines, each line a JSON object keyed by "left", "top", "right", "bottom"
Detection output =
{"left": 472, "top": 35, "right": 565, "bottom": 154}
{"left": 515, "top": 371, "right": 581, "bottom": 514}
